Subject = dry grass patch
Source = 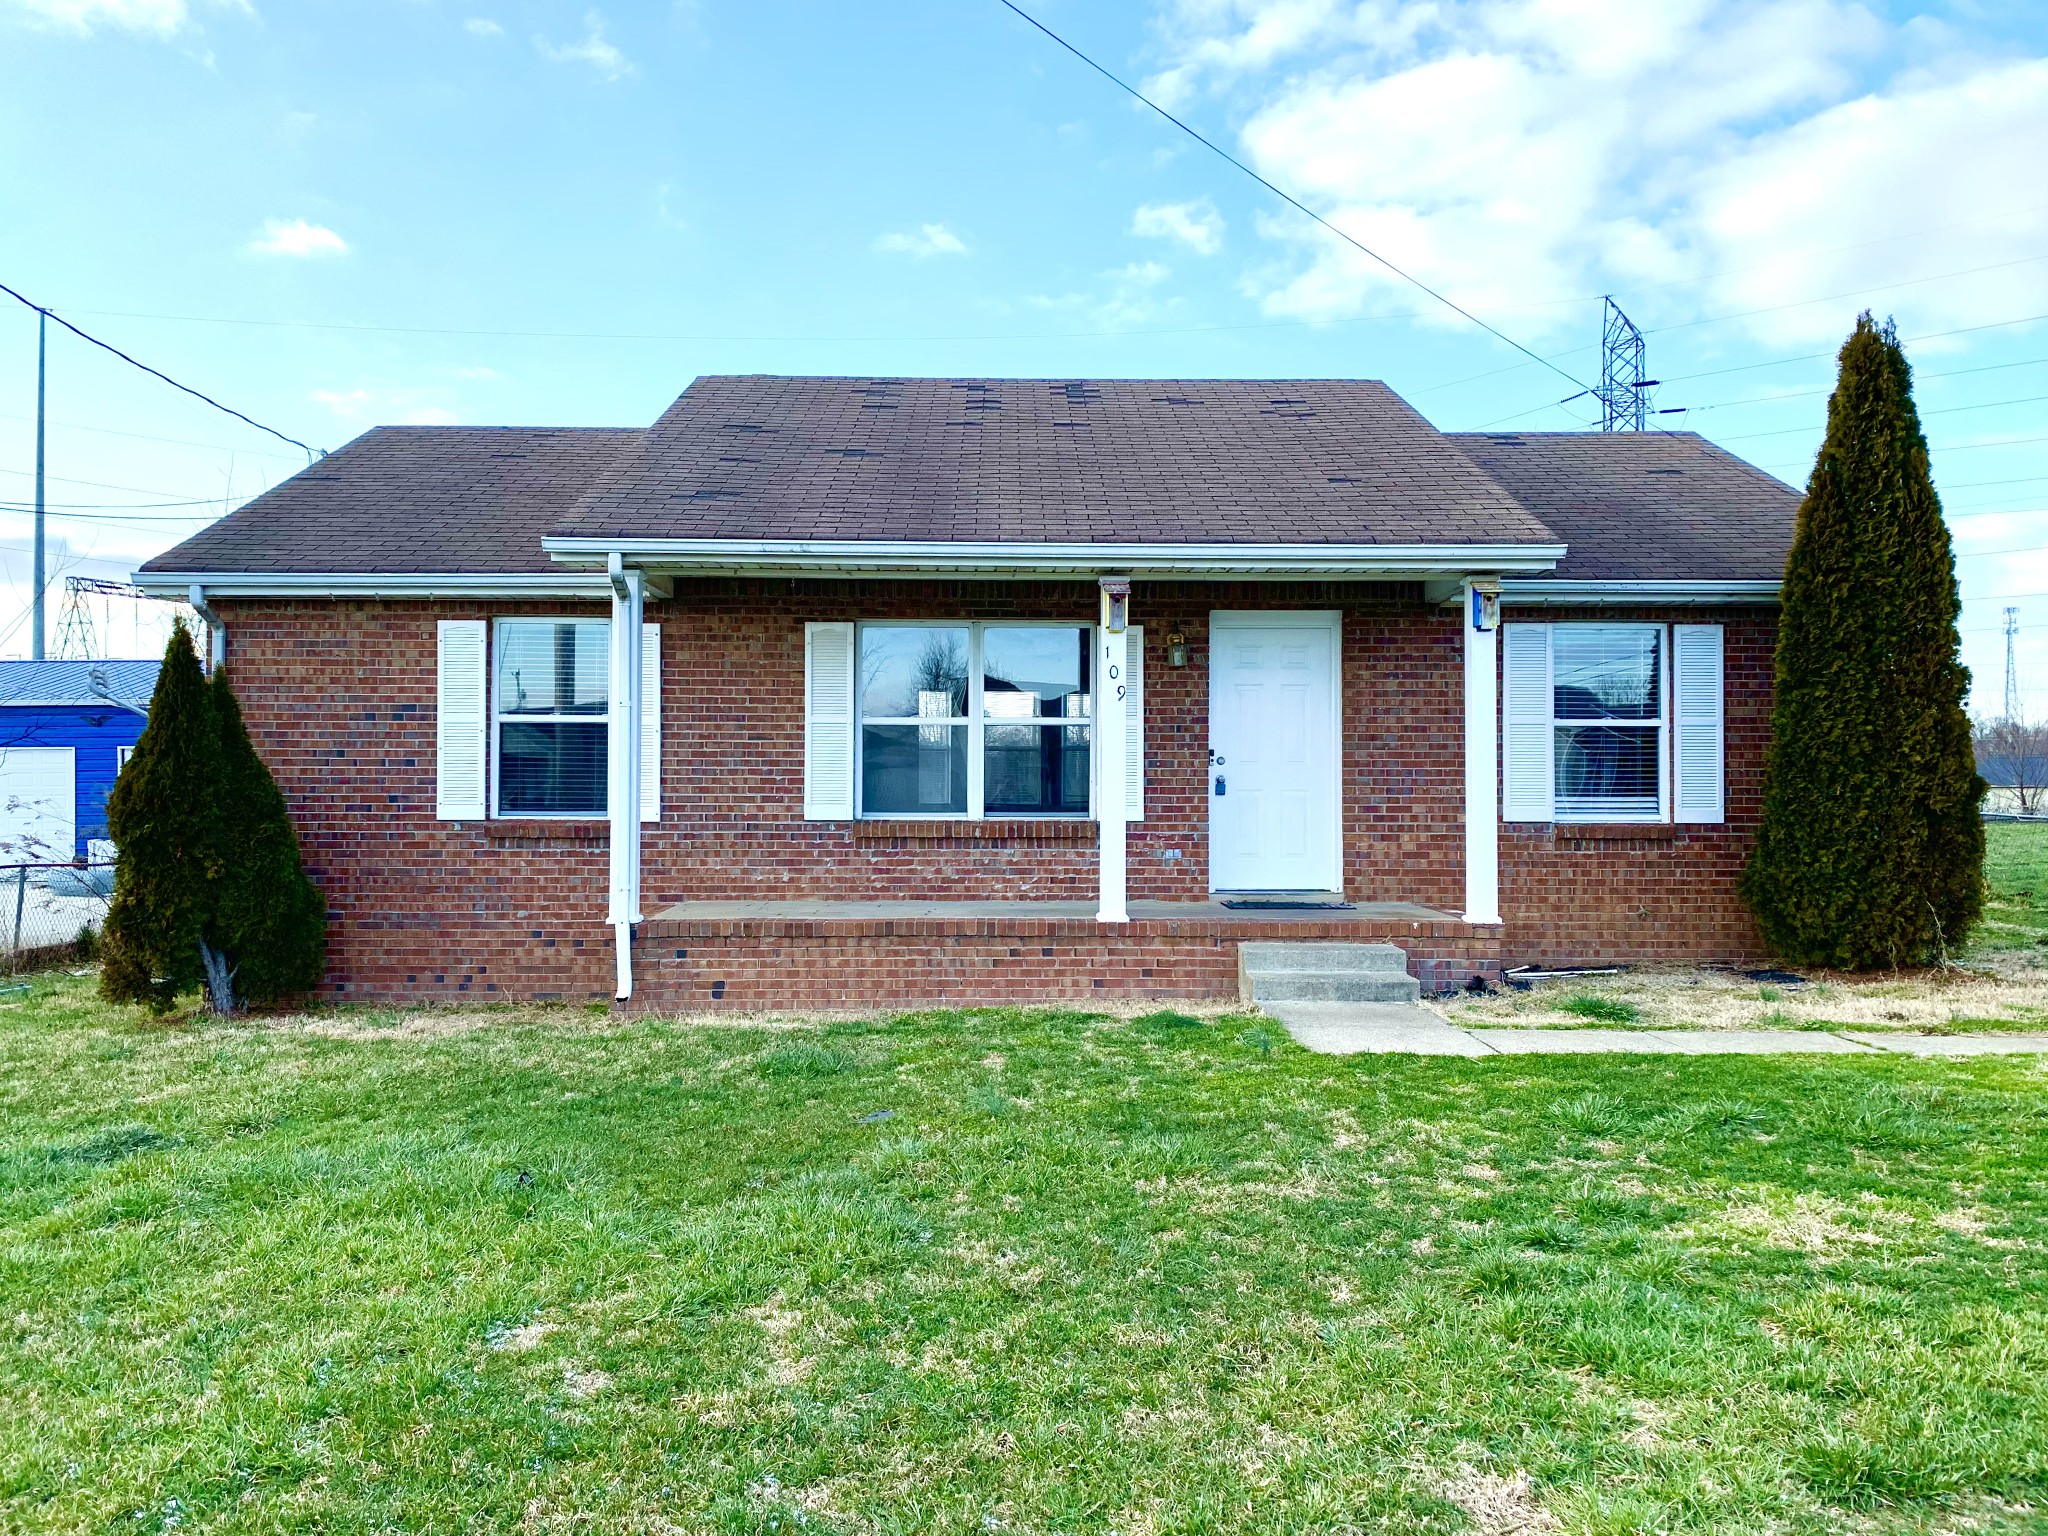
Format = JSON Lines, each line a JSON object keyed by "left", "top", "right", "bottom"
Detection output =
{"left": 1431, "top": 964, "right": 2048, "bottom": 1034}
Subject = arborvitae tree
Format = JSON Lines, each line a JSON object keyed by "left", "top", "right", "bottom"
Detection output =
{"left": 101, "top": 625, "right": 224, "bottom": 1012}
{"left": 1740, "top": 313, "right": 1985, "bottom": 967}
{"left": 207, "top": 666, "right": 326, "bottom": 1006}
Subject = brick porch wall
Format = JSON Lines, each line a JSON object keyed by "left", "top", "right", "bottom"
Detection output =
{"left": 213, "top": 584, "right": 1773, "bottom": 1005}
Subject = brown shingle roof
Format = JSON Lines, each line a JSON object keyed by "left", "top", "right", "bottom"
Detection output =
{"left": 140, "top": 426, "right": 645, "bottom": 576}
{"left": 1448, "top": 430, "right": 1798, "bottom": 581}
{"left": 554, "top": 376, "right": 1555, "bottom": 547}
{"left": 140, "top": 380, "right": 1798, "bottom": 582}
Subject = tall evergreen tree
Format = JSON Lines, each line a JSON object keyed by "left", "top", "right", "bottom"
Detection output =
{"left": 100, "top": 626, "right": 326, "bottom": 1013}
{"left": 1741, "top": 313, "right": 1984, "bottom": 967}
{"left": 101, "top": 625, "right": 223, "bottom": 1012}
{"left": 207, "top": 666, "right": 326, "bottom": 1005}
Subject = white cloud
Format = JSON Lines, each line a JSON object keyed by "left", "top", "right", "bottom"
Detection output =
{"left": 537, "top": 11, "right": 631, "bottom": 79}
{"left": 249, "top": 218, "right": 349, "bottom": 258}
{"left": 1147, "top": 0, "right": 2048, "bottom": 346}
{"left": 311, "top": 389, "right": 374, "bottom": 418}
{"left": 463, "top": 17, "right": 503, "bottom": 37}
{"left": 1027, "top": 261, "right": 1178, "bottom": 326}
{"left": 6, "top": 0, "right": 189, "bottom": 33}
{"left": 874, "top": 222, "right": 970, "bottom": 259}
{"left": 1133, "top": 198, "right": 1225, "bottom": 255}
{"left": 311, "top": 388, "right": 459, "bottom": 424}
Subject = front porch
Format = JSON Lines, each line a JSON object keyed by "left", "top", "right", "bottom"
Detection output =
{"left": 637, "top": 897, "right": 1504, "bottom": 1010}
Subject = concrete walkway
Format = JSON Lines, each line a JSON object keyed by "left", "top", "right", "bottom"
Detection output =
{"left": 1262, "top": 1001, "right": 2048, "bottom": 1057}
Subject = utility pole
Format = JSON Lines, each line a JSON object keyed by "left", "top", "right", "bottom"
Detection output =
{"left": 32, "top": 308, "right": 46, "bottom": 661}
{"left": 1596, "top": 297, "right": 1655, "bottom": 432}
{"left": 2006, "top": 606, "right": 2021, "bottom": 722}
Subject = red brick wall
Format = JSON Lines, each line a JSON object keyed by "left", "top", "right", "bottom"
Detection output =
{"left": 1497, "top": 605, "right": 1776, "bottom": 965}
{"left": 213, "top": 584, "right": 1773, "bottom": 1004}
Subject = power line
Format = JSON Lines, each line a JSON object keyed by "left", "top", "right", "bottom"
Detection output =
{"left": 1640, "top": 252, "right": 2048, "bottom": 339}
{"left": 0, "top": 465, "right": 238, "bottom": 500}
{"left": 1672, "top": 355, "right": 2048, "bottom": 417}
{"left": 1, "top": 280, "right": 319, "bottom": 457}
{"left": 0, "top": 409, "right": 305, "bottom": 461}
{"left": 991, "top": 0, "right": 1594, "bottom": 393}
{"left": 1717, "top": 391, "right": 2048, "bottom": 445}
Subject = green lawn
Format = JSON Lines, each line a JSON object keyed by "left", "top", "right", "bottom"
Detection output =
{"left": 1973, "top": 822, "right": 2048, "bottom": 955}
{"left": 4, "top": 978, "right": 2047, "bottom": 1534}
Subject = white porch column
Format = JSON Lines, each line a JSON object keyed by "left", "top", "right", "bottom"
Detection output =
{"left": 1462, "top": 578, "right": 1502, "bottom": 925}
{"left": 607, "top": 555, "right": 644, "bottom": 998}
{"left": 1096, "top": 576, "right": 1131, "bottom": 924}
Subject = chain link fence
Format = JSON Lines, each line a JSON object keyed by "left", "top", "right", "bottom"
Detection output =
{"left": 0, "top": 862, "right": 111, "bottom": 971}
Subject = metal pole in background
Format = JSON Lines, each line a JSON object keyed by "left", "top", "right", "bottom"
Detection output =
{"left": 11, "top": 865, "right": 25, "bottom": 955}
{"left": 33, "top": 309, "right": 47, "bottom": 661}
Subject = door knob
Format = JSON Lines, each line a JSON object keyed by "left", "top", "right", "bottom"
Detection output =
{"left": 1215, "top": 776, "right": 1226, "bottom": 796}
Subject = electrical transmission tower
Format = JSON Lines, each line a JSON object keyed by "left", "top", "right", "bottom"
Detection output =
{"left": 2007, "top": 607, "right": 2022, "bottom": 722}
{"left": 53, "top": 581, "right": 97, "bottom": 661}
{"left": 1597, "top": 296, "right": 1653, "bottom": 431}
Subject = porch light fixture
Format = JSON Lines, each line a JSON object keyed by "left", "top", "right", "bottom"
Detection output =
{"left": 1165, "top": 630, "right": 1189, "bottom": 667}
{"left": 1099, "top": 575, "right": 1131, "bottom": 634}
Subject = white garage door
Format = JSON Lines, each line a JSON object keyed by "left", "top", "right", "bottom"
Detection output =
{"left": 0, "top": 748, "right": 76, "bottom": 864}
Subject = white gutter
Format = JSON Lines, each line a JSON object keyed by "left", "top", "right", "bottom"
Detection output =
{"left": 539, "top": 537, "right": 1567, "bottom": 578}
{"left": 132, "top": 572, "right": 616, "bottom": 600}
{"left": 1500, "top": 579, "right": 1779, "bottom": 605}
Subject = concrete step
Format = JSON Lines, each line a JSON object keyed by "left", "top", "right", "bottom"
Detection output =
{"left": 1239, "top": 941, "right": 1421, "bottom": 1004}
{"left": 1238, "top": 941, "right": 1413, "bottom": 973}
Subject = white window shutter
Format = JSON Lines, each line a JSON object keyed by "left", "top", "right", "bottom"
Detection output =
{"left": 1501, "top": 623, "right": 1553, "bottom": 822}
{"left": 1673, "top": 624, "right": 1725, "bottom": 823}
{"left": 640, "top": 623, "right": 661, "bottom": 822}
{"left": 1124, "top": 624, "right": 1144, "bottom": 821}
{"left": 804, "top": 621, "right": 856, "bottom": 819}
{"left": 436, "top": 619, "right": 488, "bottom": 820}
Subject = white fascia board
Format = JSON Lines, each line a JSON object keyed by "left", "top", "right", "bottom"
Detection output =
{"left": 132, "top": 572, "right": 616, "bottom": 601}
{"left": 1500, "top": 579, "right": 1780, "bottom": 605}
{"left": 539, "top": 537, "right": 1567, "bottom": 578}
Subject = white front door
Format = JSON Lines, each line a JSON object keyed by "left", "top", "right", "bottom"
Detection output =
{"left": 1208, "top": 612, "right": 1341, "bottom": 892}
{"left": 0, "top": 747, "right": 76, "bottom": 864}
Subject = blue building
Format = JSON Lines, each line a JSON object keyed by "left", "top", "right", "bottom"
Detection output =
{"left": 0, "top": 660, "right": 158, "bottom": 864}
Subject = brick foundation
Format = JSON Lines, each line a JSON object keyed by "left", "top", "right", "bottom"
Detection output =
{"left": 213, "top": 582, "right": 1773, "bottom": 1008}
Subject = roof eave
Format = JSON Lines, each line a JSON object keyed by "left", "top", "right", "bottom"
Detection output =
{"left": 1500, "top": 579, "right": 1780, "bottom": 605}
{"left": 539, "top": 537, "right": 1568, "bottom": 579}
{"left": 132, "top": 571, "right": 617, "bottom": 601}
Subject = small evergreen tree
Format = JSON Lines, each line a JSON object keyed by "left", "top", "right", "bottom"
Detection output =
{"left": 1741, "top": 313, "right": 1985, "bottom": 967}
{"left": 101, "top": 625, "right": 223, "bottom": 1012}
{"left": 100, "top": 626, "right": 326, "bottom": 1013}
{"left": 208, "top": 666, "right": 326, "bottom": 1005}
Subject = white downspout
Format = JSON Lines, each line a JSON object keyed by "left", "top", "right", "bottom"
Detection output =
{"left": 607, "top": 554, "right": 644, "bottom": 1000}
{"left": 187, "top": 583, "right": 226, "bottom": 672}
{"left": 1462, "top": 578, "right": 1502, "bottom": 925}
{"left": 1096, "top": 576, "right": 1131, "bottom": 924}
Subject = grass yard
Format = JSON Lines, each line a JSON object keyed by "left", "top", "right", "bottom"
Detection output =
{"left": 1975, "top": 822, "right": 2048, "bottom": 956}
{"left": 3, "top": 978, "right": 2047, "bottom": 1533}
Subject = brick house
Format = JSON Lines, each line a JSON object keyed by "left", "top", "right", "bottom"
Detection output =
{"left": 135, "top": 376, "right": 1795, "bottom": 1009}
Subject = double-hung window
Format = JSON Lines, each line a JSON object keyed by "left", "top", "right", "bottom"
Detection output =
{"left": 856, "top": 623, "right": 1092, "bottom": 817}
{"left": 1552, "top": 625, "right": 1665, "bottom": 821}
{"left": 493, "top": 618, "right": 608, "bottom": 817}
{"left": 1503, "top": 621, "right": 1724, "bottom": 825}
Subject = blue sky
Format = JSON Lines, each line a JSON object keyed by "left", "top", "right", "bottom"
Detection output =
{"left": 2, "top": 0, "right": 2046, "bottom": 707}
